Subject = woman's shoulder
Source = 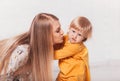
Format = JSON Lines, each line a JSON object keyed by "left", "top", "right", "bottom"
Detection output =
{"left": 6, "top": 44, "right": 30, "bottom": 74}
{"left": 17, "top": 44, "right": 30, "bottom": 50}
{"left": 11, "top": 44, "right": 30, "bottom": 63}
{"left": 15, "top": 44, "right": 30, "bottom": 54}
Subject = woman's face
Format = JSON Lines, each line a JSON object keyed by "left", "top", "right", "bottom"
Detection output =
{"left": 52, "top": 20, "right": 64, "bottom": 45}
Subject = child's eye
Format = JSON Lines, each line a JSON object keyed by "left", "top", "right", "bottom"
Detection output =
{"left": 78, "top": 34, "right": 81, "bottom": 36}
{"left": 72, "top": 30, "right": 75, "bottom": 33}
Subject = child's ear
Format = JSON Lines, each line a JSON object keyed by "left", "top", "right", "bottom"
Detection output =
{"left": 82, "top": 38, "right": 87, "bottom": 42}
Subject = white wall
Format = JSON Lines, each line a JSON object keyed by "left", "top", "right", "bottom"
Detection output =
{"left": 0, "top": 0, "right": 120, "bottom": 66}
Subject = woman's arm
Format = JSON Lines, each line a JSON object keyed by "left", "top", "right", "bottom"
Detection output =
{"left": 6, "top": 44, "right": 29, "bottom": 74}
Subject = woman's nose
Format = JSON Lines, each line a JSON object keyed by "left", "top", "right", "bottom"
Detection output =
{"left": 61, "top": 29, "right": 64, "bottom": 35}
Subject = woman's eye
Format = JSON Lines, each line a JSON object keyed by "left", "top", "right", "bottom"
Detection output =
{"left": 56, "top": 30, "right": 60, "bottom": 33}
{"left": 56, "top": 27, "right": 61, "bottom": 33}
{"left": 56, "top": 29, "right": 60, "bottom": 33}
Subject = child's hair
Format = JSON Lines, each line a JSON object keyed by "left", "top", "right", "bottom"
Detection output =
{"left": 70, "top": 16, "right": 92, "bottom": 42}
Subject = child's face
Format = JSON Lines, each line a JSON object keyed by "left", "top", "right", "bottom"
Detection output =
{"left": 68, "top": 28, "right": 84, "bottom": 43}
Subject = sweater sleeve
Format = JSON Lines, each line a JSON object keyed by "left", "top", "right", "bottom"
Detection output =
{"left": 6, "top": 44, "right": 29, "bottom": 74}
{"left": 54, "top": 42, "right": 82, "bottom": 60}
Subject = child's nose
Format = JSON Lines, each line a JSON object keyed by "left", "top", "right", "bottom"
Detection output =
{"left": 73, "top": 33, "right": 77, "bottom": 39}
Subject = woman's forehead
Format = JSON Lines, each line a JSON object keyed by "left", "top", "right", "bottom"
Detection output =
{"left": 52, "top": 20, "right": 60, "bottom": 30}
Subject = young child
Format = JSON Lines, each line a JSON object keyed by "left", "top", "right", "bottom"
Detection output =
{"left": 54, "top": 16, "right": 92, "bottom": 81}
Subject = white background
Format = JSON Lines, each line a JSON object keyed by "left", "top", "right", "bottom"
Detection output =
{"left": 0, "top": 0, "right": 120, "bottom": 81}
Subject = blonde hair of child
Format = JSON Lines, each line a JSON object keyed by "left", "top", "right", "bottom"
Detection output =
{"left": 70, "top": 16, "right": 92, "bottom": 41}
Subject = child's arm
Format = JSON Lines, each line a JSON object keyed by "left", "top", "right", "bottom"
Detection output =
{"left": 54, "top": 42, "right": 81, "bottom": 60}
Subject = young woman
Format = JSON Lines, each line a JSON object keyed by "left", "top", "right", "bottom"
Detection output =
{"left": 0, "top": 13, "right": 64, "bottom": 81}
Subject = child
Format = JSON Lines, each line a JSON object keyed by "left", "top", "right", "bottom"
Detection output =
{"left": 54, "top": 16, "right": 92, "bottom": 81}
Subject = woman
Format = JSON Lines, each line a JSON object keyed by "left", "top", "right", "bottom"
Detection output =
{"left": 0, "top": 13, "right": 64, "bottom": 81}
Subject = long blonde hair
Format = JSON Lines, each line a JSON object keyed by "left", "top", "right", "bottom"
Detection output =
{"left": 0, "top": 13, "right": 59, "bottom": 81}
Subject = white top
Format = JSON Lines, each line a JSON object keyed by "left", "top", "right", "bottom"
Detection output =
{"left": 1, "top": 44, "right": 29, "bottom": 75}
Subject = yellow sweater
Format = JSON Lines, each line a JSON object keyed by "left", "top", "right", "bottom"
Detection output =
{"left": 54, "top": 36, "right": 90, "bottom": 81}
